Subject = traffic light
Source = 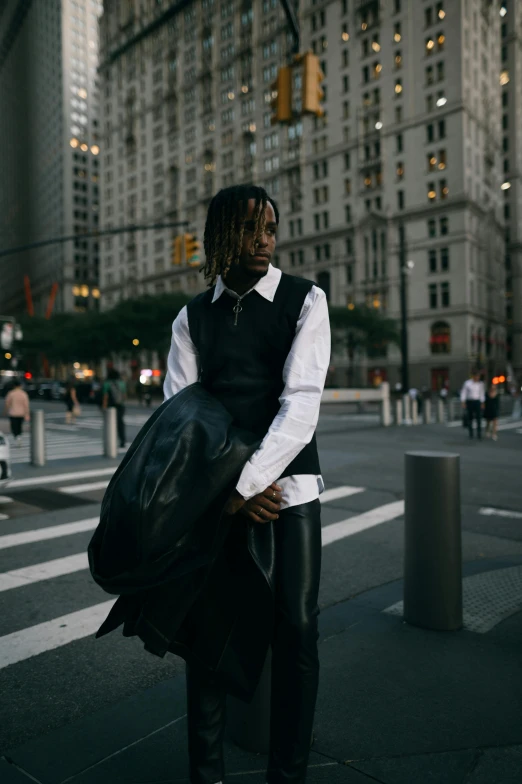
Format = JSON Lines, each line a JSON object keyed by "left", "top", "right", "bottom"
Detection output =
{"left": 172, "top": 235, "right": 182, "bottom": 265}
{"left": 302, "top": 52, "right": 324, "bottom": 117}
{"left": 270, "top": 65, "right": 292, "bottom": 125}
{"left": 184, "top": 233, "right": 201, "bottom": 266}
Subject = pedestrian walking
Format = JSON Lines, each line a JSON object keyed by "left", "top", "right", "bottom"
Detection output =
{"left": 460, "top": 370, "right": 485, "bottom": 439}
{"left": 163, "top": 185, "right": 331, "bottom": 784}
{"left": 64, "top": 379, "right": 81, "bottom": 424}
{"left": 102, "top": 369, "right": 126, "bottom": 448}
{"left": 3, "top": 378, "right": 30, "bottom": 446}
{"left": 484, "top": 382, "right": 500, "bottom": 441}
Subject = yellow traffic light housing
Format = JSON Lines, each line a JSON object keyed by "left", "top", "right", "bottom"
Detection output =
{"left": 172, "top": 235, "right": 182, "bottom": 265}
{"left": 302, "top": 52, "right": 324, "bottom": 117}
{"left": 185, "top": 233, "right": 201, "bottom": 266}
{"left": 270, "top": 66, "right": 293, "bottom": 125}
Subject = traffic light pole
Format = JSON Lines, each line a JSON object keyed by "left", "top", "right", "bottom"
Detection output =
{"left": 279, "top": 0, "right": 300, "bottom": 55}
{"left": 398, "top": 223, "right": 409, "bottom": 394}
{"left": 0, "top": 220, "right": 190, "bottom": 259}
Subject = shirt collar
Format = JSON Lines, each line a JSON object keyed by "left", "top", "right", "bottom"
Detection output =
{"left": 212, "top": 263, "right": 282, "bottom": 303}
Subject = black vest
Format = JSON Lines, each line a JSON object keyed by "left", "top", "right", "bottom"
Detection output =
{"left": 186, "top": 272, "right": 321, "bottom": 478}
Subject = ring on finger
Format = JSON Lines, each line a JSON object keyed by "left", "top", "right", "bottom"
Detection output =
{"left": 258, "top": 507, "right": 263, "bottom": 516}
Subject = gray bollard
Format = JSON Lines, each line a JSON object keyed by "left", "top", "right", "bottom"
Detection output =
{"left": 404, "top": 451, "right": 463, "bottom": 631}
{"left": 395, "top": 399, "right": 402, "bottom": 425}
{"left": 30, "top": 409, "right": 46, "bottom": 466}
{"left": 380, "top": 397, "right": 391, "bottom": 427}
{"left": 411, "top": 398, "right": 419, "bottom": 425}
{"left": 228, "top": 647, "right": 271, "bottom": 754}
{"left": 450, "top": 398, "right": 458, "bottom": 422}
{"left": 403, "top": 394, "right": 411, "bottom": 425}
{"left": 423, "top": 399, "right": 431, "bottom": 425}
{"left": 103, "top": 407, "right": 118, "bottom": 458}
{"left": 437, "top": 398, "right": 445, "bottom": 423}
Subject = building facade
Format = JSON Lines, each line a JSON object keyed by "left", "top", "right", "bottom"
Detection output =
{"left": 98, "top": 0, "right": 512, "bottom": 391}
{"left": 0, "top": 0, "right": 102, "bottom": 317}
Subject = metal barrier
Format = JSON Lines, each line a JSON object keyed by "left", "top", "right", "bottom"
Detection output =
{"left": 30, "top": 410, "right": 46, "bottom": 466}
{"left": 103, "top": 408, "right": 118, "bottom": 458}
{"left": 404, "top": 451, "right": 463, "bottom": 631}
{"left": 322, "top": 382, "right": 391, "bottom": 427}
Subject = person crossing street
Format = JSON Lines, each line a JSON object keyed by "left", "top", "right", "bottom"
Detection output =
{"left": 460, "top": 370, "right": 485, "bottom": 440}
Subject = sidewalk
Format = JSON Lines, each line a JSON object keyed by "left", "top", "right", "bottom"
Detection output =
{"left": 2, "top": 556, "right": 521, "bottom": 784}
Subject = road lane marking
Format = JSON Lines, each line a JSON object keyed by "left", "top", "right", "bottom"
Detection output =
{"left": 322, "top": 501, "right": 404, "bottom": 546}
{"left": 7, "top": 467, "right": 116, "bottom": 489}
{"left": 0, "top": 553, "right": 89, "bottom": 592}
{"left": 496, "top": 421, "right": 522, "bottom": 431}
{"left": 0, "top": 600, "right": 116, "bottom": 669}
{"left": 59, "top": 480, "right": 110, "bottom": 494}
{"left": 479, "top": 507, "right": 522, "bottom": 519}
{"left": 0, "top": 518, "right": 99, "bottom": 550}
{"left": 320, "top": 486, "right": 365, "bottom": 503}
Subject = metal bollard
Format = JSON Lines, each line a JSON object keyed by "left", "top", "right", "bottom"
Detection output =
{"left": 228, "top": 647, "right": 271, "bottom": 754}
{"left": 403, "top": 394, "right": 411, "bottom": 425}
{"left": 395, "top": 399, "right": 402, "bottom": 425}
{"left": 30, "top": 410, "right": 46, "bottom": 466}
{"left": 380, "top": 397, "right": 391, "bottom": 427}
{"left": 437, "top": 398, "right": 445, "bottom": 423}
{"left": 450, "top": 398, "right": 458, "bottom": 422}
{"left": 404, "top": 451, "right": 463, "bottom": 631}
{"left": 423, "top": 399, "right": 431, "bottom": 425}
{"left": 411, "top": 398, "right": 419, "bottom": 425}
{"left": 103, "top": 407, "right": 118, "bottom": 458}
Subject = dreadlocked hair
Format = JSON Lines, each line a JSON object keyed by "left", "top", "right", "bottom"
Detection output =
{"left": 202, "top": 184, "right": 279, "bottom": 287}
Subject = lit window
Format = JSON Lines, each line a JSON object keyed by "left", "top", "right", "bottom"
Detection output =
{"left": 70, "top": 137, "right": 79, "bottom": 148}
{"left": 394, "top": 23, "right": 401, "bottom": 42}
{"left": 437, "top": 33, "right": 445, "bottom": 50}
{"left": 374, "top": 63, "right": 382, "bottom": 77}
{"left": 440, "top": 180, "right": 448, "bottom": 199}
{"left": 395, "top": 51, "right": 402, "bottom": 68}
{"left": 426, "top": 37, "right": 435, "bottom": 54}
{"left": 395, "top": 79, "right": 402, "bottom": 94}
{"left": 372, "top": 38, "right": 381, "bottom": 52}
{"left": 437, "top": 3, "right": 445, "bottom": 20}
{"left": 500, "top": 70, "right": 509, "bottom": 85}
{"left": 438, "top": 150, "right": 446, "bottom": 170}
{"left": 396, "top": 163, "right": 404, "bottom": 180}
{"left": 428, "top": 154, "right": 437, "bottom": 171}
{"left": 428, "top": 183, "right": 436, "bottom": 201}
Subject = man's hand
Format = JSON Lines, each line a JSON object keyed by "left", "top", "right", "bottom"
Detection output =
{"left": 224, "top": 483, "right": 283, "bottom": 523}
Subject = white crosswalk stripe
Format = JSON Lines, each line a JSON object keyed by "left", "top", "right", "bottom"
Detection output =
{"left": 0, "top": 478, "right": 405, "bottom": 671}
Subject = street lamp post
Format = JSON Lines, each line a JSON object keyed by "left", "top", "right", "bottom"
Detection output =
{"left": 398, "top": 224, "right": 409, "bottom": 393}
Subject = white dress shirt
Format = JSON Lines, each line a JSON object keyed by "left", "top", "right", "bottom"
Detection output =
{"left": 164, "top": 264, "right": 331, "bottom": 510}
{"left": 460, "top": 379, "right": 485, "bottom": 403}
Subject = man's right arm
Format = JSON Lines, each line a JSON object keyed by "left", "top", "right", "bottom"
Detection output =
{"left": 163, "top": 306, "right": 200, "bottom": 400}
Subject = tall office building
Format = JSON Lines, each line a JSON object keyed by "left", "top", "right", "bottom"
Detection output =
{"left": 0, "top": 0, "right": 103, "bottom": 317}
{"left": 99, "top": 0, "right": 511, "bottom": 390}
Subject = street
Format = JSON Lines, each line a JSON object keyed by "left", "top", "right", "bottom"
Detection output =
{"left": 0, "top": 407, "right": 521, "bottom": 783}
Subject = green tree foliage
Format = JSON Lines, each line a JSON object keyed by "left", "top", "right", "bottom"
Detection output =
{"left": 328, "top": 305, "right": 399, "bottom": 357}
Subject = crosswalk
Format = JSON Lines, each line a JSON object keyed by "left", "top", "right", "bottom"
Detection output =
{"left": 446, "top": 415, "right": 522, "bottom": 433}
{"left": 5, "top": 412, "right": 152, "bottom": 464}
{"left": 0, "top": 472, "right": 405, "bottom": 672}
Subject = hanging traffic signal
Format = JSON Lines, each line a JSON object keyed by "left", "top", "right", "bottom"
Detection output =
{"left": 172, "top": 235, "right": 182, "bottom": 265}
{"left": 302, "top": 52, "right": 324, "bottom": 117}
{"left": 185, "top": 233, "right": 201, "bottom": 266}
{"left": 270, "top": 65, "right": 292, "bottom": 125}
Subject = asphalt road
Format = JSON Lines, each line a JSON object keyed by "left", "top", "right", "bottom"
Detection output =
{"left": 0, "top": 406, "right": 521, "bottom": 754}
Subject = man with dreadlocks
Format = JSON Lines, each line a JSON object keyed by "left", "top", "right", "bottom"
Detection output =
{"left": 164, "top": 184, "right": 331, "bottom": 784}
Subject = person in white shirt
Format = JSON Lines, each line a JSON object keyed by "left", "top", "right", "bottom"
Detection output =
{"left": 164, "top": 184, "right": 331, "bottom": 784}
{"left": 460, "top": 370, "right": 485, "bottom": 439}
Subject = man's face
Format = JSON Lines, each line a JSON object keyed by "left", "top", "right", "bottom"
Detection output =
{"left": 472, "top": 373, "right": 480, "bottom": 382}
{"left": 235, "top": 198, "right": 277, "bottom": 279}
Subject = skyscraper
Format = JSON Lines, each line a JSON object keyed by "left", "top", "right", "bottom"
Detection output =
{"left": 0, "top": 0, "right": 102, "bottom": 317}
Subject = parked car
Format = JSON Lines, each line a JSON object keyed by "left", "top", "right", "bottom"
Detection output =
{"left": 0, "top": 431, "right": 12, "bottom": 488}
{"left": 36, "top": 380, "right": 66, "bottom": 400}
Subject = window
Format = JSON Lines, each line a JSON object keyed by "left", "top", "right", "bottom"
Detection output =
{"left": 429, "top": 283, "right": 438, "bottom": 308}
{"left": 397, "top": 190, "right": 404, "bottom": 210}
{"left": 344, "top": 152, "right": 351, "bottom": 169}
{"left": 427, "top": 123, "right": 434, "bottom": 142}
{"left": 426, "top": 65, "right": 434, "bottom": 85}
{"left": 440, "top": 247, "right": 449, "bottom": 271}
{"left": 441, "top": 281, "right": 450, "bottom": 307}
{"left": 440, "top": 216, "right": 448, "bottom": 235}
{"left": 428, "top": 219, "right": 436, "bottom": 237}
{"left": 395, "top": 50, "right": 402, "bottom": 69}
{"left": 396, "top": 162, "right": 404, "bottom": 180}
{"left": 346, "top": 264, "right": 353, "bottom": 284}
{"left": 396, "top": 133, "right": 403, "bottom": 152}
{"left": 428, "top": 153, "right": 437, "bottom": 171}
{"left": 440, "top": 179, "right": 448, "bottom": 199}
{"left": 426, "top": 37, "right": 435, "bottom": 56}
{"left": 430, "top": 321, "right": 451, "bottom": 354}
{"left": 437, "top": 61, "right": 444, "bottom": 81}
{"left": 437, "top": 32, "right": 445, "bottom": 51}
{"left": 394, "top": 22, "right": 401, "bottom": 43}
{"left": 395, "top": 106, "right": 402, "bottom": 124}
{"left": 429, "top": 249, "right": 437, "bottom": 273}
{"left": 395, "top": 78, "right": 403, "bottom": 95}
{"left": 428, "top": 182, "right": 436, "bottom": 201}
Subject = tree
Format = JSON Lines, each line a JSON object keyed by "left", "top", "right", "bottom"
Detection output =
{"left": 328, "top": 305, "right": 399, "bottom": 386}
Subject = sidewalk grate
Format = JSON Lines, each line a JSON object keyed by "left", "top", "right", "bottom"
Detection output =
{"left": 383, "top": 565, "right": 522, "bottom": 633}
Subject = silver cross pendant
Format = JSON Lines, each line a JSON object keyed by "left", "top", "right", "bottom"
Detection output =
{"left": 233, "top": 299, "right": 243, "bottom": 326}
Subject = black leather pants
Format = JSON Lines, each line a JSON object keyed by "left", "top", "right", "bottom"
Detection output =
{"left": 186, "top": 499, "right": 322, "bottom": 784}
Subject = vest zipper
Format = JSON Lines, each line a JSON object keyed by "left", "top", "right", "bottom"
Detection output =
{"left": 232, "top": 295, "right": 243, "bottom": 326}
